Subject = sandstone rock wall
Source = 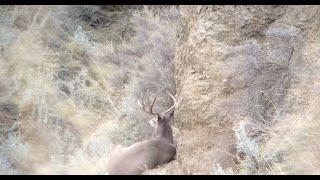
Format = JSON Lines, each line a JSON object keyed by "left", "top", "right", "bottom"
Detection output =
{"left": 172, "top": 5, "right": 320, "bottom": 174}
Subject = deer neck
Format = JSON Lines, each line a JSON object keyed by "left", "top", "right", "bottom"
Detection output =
{"left": 153, "top": 126, "right": 174, "bottom": 144}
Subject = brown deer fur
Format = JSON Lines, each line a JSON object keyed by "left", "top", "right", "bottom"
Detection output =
{"left": 105, "top": 91, "right": 176, "bottom": 175}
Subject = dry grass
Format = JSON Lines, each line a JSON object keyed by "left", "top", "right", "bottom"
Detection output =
{"left": 227, "top": 28, "right": 320, "bottom": 175}
{"left": 1, "top": 5, "right": 319, "bottom": 175}
{"left": 257, "top": 58, "right": 320, "bottom": 175}
{"left": 0, "top": 5, "right": 179, "bottom": 174}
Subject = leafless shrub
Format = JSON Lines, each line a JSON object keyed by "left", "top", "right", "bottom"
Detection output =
{"left": 0, "top": 5, "right": 179, "bottom": 174}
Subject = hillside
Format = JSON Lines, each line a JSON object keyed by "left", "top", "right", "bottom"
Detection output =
{"left": 1, "top": 5, "right": 320, "bottom": 175}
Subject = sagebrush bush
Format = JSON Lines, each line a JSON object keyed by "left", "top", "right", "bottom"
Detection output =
{"left": 0, "top": 5, "right": 179, "bottom": 174}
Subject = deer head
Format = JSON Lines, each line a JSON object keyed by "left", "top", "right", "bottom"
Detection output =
{"left": 138, "top": 90, "right": 176, "bottom": 143}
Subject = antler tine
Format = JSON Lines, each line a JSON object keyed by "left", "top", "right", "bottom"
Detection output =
{"left": 150, "top": 92, "right": 158, "bottom": 112}
{"left": 138, "top": 90, "right": 158, "bottom": 115}
{"left": 161, "top": 91, "right": 176, "bottom": 115}
{"left": 147, "top": 95, "right": 151, "bottom": 106}
{"left": 138, "top": 91, "right": 144, "bottom": 107}
{"left": 138, "top": 99, "right": 142, "bottom": 107}
{"left": 146, "top": 92, "right": 158, "bottom": 115}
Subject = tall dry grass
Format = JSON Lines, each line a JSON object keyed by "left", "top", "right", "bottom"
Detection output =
{"left": 0, "top": 5, "right": 179, "bottom": 174}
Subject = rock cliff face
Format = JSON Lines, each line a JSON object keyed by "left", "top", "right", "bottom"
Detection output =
{"left": 175, "top": 5, "right": 292, "bottom": 131}
{"left": 169, "top": 5, "right": 320, "bottom": 174}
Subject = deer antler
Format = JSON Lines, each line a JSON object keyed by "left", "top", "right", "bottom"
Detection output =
{"left": 138, "top": 91, "right": 158, "bottom": 116}
{"left": 161, "top": 91, "right": 176, "bottom": 115}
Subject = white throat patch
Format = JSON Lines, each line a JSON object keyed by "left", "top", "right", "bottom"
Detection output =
{"left": 149, "top": 118, "right": 157, "bottom": 127}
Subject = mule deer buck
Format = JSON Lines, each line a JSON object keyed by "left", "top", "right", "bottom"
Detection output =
{"left": 105, "top": 91, "right": 177, "bottom": 175}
